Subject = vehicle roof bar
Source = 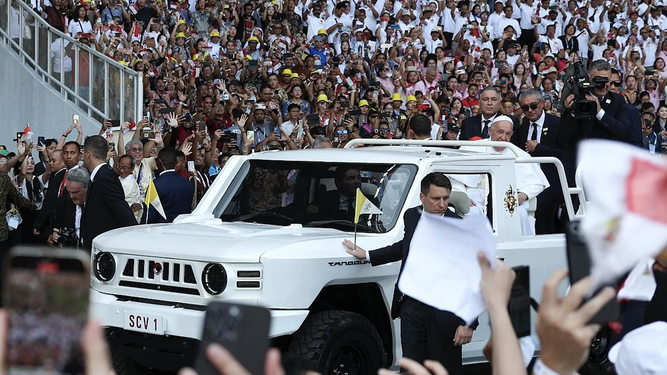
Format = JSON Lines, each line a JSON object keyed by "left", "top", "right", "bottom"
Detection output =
{"left": 344, "top": 139, "right": 526, "bottom": 158}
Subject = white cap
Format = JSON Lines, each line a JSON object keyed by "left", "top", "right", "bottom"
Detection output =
{"left": 608, "top": 321, "right": 667, "bottom": 375}
{"left": 492, "top": 115, "right": 514, "bottom": 126}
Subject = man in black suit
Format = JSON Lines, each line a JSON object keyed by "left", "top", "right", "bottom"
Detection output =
{"left": 343, "top": 173, "right": 478, "bottom": 375}
{"left": 80, "top": 136, "right": 137, "bottom": 250}
{"left": 309, "top": 165, "right": 361, "bottom": 221}
{"left": 48, "top": 167, "right": 89, "bottom": 248}
{"left": 148, "top": 147, "right": 195, "bottom": 223}
{"left": 460, "top": 87, "right": 519, "bottom": 141}
{"left": 559, "top": 59, "right": 643, "bottom": 186}
{"left": 513, "top": 88, "right": 565, "bottom": 234}
{"left": 33, "top": 150, "right": 67, "bottom": 240}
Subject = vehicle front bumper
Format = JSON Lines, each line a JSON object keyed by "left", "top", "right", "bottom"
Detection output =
{"left": 91, "top": 289, "right": 310, "bottom": 370}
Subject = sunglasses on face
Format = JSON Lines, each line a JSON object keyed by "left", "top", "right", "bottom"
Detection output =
{"left": 369, "top": 115, "right": 378, "bottom": 118}
{"left": 380, "top": 127, "right": 390, "bottom": 132}
{"left": 611, "top": 81, "right": 622, "bottom": 87}
{"left": 337, "top": 129, "right": 348, "bottom": 134}
{"left": 520, "top": 102, "right": 539, "bottom": 112}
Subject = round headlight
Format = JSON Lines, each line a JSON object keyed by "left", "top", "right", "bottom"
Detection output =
{"left": 93, "top": 252, "right": 116, "bottom": 282}
{"left": 202, "top": 263, "right": 227, "bottom": 295}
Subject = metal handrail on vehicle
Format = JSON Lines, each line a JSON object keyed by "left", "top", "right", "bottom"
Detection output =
{"left": 344, "top": 139, "right": 527, "bottom": 156}
{"left": 0, "top": 0, "right": 143, "bottom": 123}
{"left": 345, "top": 139, "right": 583, "bottom": 218}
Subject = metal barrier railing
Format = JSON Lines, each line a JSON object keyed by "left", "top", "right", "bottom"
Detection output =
{"left": 0, "top": 0, "right": 143, "bottom": 124}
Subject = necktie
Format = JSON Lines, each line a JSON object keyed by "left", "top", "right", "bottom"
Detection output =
{"left": 531, "top": 123, "right": 538, "bottom": 141}
{"left": 482, "top": 120, "right": 490, "bottom": 138}
{"left": 58, "top": 170, "right": 68, "bottom": 197}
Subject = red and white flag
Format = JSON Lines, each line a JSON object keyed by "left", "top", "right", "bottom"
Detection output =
{"left": 578, "top": 140, "right": 667, "bottom": 289}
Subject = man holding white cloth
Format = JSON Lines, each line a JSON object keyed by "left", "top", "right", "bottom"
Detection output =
{"left": 457, "top": 116, "right": 549, "bottom": 236}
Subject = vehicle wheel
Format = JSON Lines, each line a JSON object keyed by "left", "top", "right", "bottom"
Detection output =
{"left": 580, "top": 326, "right": 615, "bottom": 375}
{"left": 108, "top": 341, "right": 149, "bottom": 375}
{"left": 287, "top": 310, "right": 387, "bottom": 375}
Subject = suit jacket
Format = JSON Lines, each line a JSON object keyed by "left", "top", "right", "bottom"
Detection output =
{"left": 369, "top": 207, "right": 480, "bottom": 328}
{"left": 80, "top": 165, "right": 137, "bottom": 250}
{"left": 559, "top": 91, "right": 643, "bottom": 184}
{"left": 460, "top": 112, "right": 520, "bottom": 141}
{"left": 52, "top": 194, "right": 77, "bottom": 231}
{"left": 643, "top": 132, "right": 663, "bottom": 154}
{"left": 148, "top": 170, "right": 195, "bottom": 224}
{"left": 312, "top": 190, "right": 355, "bottom": 222}
{"left": 33, "top": 168, "right": 66, "bottom": 234}
{"left": 513, "top": 112, "right": 564, "bottom": 198}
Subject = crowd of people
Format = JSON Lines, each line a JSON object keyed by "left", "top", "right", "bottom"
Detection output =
{"left": 5, "top": 0, "right": 667, "bottom": 243}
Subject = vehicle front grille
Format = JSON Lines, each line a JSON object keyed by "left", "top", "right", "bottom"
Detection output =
{"left": 120, "top": 257, "right": 200, "bottom": 295}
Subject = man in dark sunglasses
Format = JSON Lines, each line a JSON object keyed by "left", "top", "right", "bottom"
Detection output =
{"left": 514, "top": 88, "right": 564, "bottom": 235}
{"left": 609, "top": 68, "right": 622, "bottom": 94}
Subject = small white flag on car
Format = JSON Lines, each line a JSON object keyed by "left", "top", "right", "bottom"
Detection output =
{"left": 577, "top": 140, "right": 667, "bottom": 289}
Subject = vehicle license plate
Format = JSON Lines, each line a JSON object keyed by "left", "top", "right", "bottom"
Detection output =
{"left": 123, "top": 311, "right": 165, "bottom": 334}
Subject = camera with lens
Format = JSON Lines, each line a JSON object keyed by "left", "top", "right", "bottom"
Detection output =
{"left": 56, "top": 227, "right": 79, "bottom": 248}
{"left": 558, "top": 60, "right": 608, "bottom": 119}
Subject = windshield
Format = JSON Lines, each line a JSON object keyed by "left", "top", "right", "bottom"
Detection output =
{"left": 213, "top": 161, "right": 418, "bottom": 233}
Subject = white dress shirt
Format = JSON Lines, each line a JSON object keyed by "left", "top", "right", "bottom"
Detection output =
{"left": 75, "top": 204, "right": 83, "bottom": 239}
{"left": 527, "top": 111, "right": 546, "bottom": 143}
{"left": 90, "top": 163, "right": 107, "bottom": 182}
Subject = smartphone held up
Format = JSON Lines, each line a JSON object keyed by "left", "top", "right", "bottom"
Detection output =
{"left": 4, "top": 246, "right": 90, "bottom": 374}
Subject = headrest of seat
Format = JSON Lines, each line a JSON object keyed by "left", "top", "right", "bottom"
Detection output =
{"left": 448, "top": 190, "right": 470, "bottom": 216}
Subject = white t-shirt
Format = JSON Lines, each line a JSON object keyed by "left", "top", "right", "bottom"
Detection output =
{"left": 68, "top": 19, "right": 92, "bottom": 36}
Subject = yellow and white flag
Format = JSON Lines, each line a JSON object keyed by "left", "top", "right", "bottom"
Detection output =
{"left": 354, "top": 188, "right": 382, "bottom": 223}
{"left": 145, "top": 178, "right": 166, "bottom": 220}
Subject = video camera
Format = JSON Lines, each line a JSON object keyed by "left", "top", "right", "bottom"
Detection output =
{"left": 558, "top": 61, "right": 609, "bottom": 119}
{"left": 56, "top": 227, "right": 79, "bottom": 248}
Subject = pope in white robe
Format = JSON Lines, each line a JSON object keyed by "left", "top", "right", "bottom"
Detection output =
{"left": 455, "top": 116, "right": 549, "bottom": 236}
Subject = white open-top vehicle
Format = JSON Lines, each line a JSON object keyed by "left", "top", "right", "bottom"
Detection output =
{"left": 90, "top": 140, "right": 602, "bottom": 375}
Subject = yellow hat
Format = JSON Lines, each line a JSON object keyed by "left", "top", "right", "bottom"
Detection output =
{"left": 177, "top": 19, "right": 186, "bottom": 25}
{"left": 210, "top": 30, "right": 220, "bottom": 37}
{"left": 290, "top": 73, "right": 300, "bottom": 79}
{"left": 282, "top": 69, "right": 292, "bottom": 76}
{"left": 118, "top": 61, "right": 128, "bottom": 66}
{"left": 317, "top": 94, "right": 329, "bottom": 103}
{"left": 318, "top": 29, "right": 327, "bottom": 35}
{"left": 406, "top": 95, "right": 417, "bottom": 103}
{"left": 246, "top": 55, "right": 254, "bottom": 60}
{"left": 392, "top": 93, "right": 402, "bottom": 101}
{"left": 247, "top": 36, "right": 260, "bottom": 43}
{"left": 358, "top": 99, "right": 370, "bottom": 107}
{"left": 175, "top": 32, "right": 186, "bottom": 39}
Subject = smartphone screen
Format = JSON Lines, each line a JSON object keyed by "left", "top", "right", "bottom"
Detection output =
{"left": 187, "top": 160, "right": 195, "bottom": 172}
{"left": 72, "top": 114, "right": 80, "bottom": 124}
{"left": 566, "top": 220, "right": 620, "bottom": 323}
{"left": 246, "top": 130, "right": 255, "bottom": 142}
{"left": 508, "top": 265, "right": 531, "bottom": 337}
{"left": 198, "top": 121, "right": 207, "bottom": 132}
{"left": 195, "top": 302, "right": 271, "bottom": 375}
{"left": 5, "top": 246, "right": 89, "bottom": 373}
{"left": 37, "top": 136, "right": 45, "bottom": 145}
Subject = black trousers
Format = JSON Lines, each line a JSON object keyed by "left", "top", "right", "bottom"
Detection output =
{"left": 535, "top": 187, "right": 559, "bottom": 235}
{"left": 400, "top": 297, "right": 463, "bottom": 375}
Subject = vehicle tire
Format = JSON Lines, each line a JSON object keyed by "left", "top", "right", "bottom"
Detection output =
{"left": 287, "top": 310, "right": 387, "bottom": 375}
{"left": 108, "top": 342, "right": 149, "bottom": 375}
{"left": 580, "top": 326, "right": 615, "bottom": 375}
